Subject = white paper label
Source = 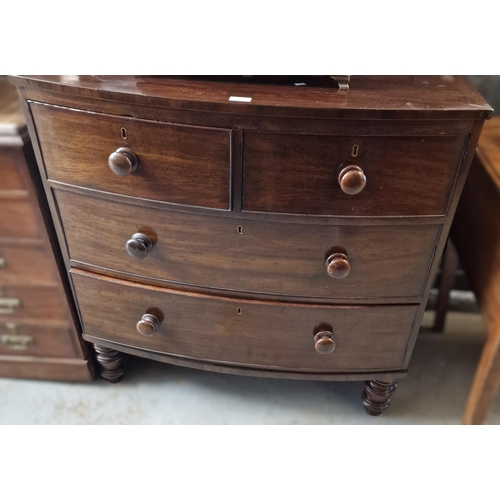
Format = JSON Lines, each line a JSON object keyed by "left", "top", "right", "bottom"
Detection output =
{"left": 294, "top": 82, "right": 306, "bottom": 86}
{"left": 229, "top": 96, "right": 252, "bottom": 102}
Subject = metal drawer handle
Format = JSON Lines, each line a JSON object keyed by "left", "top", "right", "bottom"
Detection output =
{"left": 1, "top": 323, "right": 33, "bottom": 350}
{"left": 0, "top": 298, "right": 21, "bottom": 315}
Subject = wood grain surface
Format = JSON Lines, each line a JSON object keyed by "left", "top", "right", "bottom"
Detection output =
{"left": 72, "top": 269, "right": 417, "bottom": 372}
{"left": 0, "top": 355, "right": 93, "bottom": 381}
{"left": 56, "top": 188, "right": 440, "bottom": 299}
{"left": 243, "top": 132, "right": 467, "bottom": 216}
{"left": 12, "top": 75, "right": 492, "bottom": 120}
{"left": 0, "top": 319, "right": 76, "bottom": 357}
{"left": 452, "top": 154, "right": 500, "bottom": 424}
{"left": 477, "top": 116, "right": 500, "bottom": 190}
{"left": 30, "top": 102, "right": 232, "bottom": 209}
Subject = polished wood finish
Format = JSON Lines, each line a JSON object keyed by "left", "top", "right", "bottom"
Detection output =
{"left": 314, "top": 330, "right": 336, "bottom": 354}
{"left": 449, "top": 121, "right": 500, "bottom": 423}
{"left": 338, "top": 165, "right": 367, "bottom": 196}
{"left": 108, "top": 147, "right": 139, "bottom": 177}
{"left": 72, "top": 269, "right": 417, "bottom": 373}
{"left": 362, "top": 379, "right": 398, "bottom": 416}
{"left": 55, "top": 188, "right": 439, "bottom": 299}
{"left": 243, "top": 132, "right": 466, "bottom": 216}
{"left": 14, "top": 75, "right": 490, "bottom": 413}
{"left": 136, "top": 313, "right": 161, "bottom": 337}
{"left": 30, "top": 102, "right": 232, "bottom": 210}
{"left": 125, "top": 233, "right": 153, "bottom": 260}
{"left": 326, "top": 252, "right": 351, "bottom": 280}
{"left": 93, "top": 343, "right": 124, "bottom": 383}
{"left": 12, "top": 75, "right": 491, "bottom": 121}
{"left": 0, "top": 77, "right": 92, "bottom": 381}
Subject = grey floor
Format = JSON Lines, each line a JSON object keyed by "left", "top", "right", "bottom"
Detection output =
{"left": 1, "top": 310, "right": 499, "bottom": 424}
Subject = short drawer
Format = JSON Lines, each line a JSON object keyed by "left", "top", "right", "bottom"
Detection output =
{"left": 0, "top": 286, "right": 66, "bottom": 320}
{"left": 30, "top": 102, "right": 232, "bottom": 210}
{"left": 0, "top": 246, "right": 56, "bottom": 286}
{"left": 0, "top": 319, "right": 76, "bottom": 358}
{"left": 72, "top": 270, "right": 417, "bottom": 372}
{"left": 0, "top": 199, "right": 39, "bottom": 239}
{"left": 56, "top": 189, "right": 439, "bottom": 299}
{"left": 243, "top": 131, "right": 467, "bottom": 216}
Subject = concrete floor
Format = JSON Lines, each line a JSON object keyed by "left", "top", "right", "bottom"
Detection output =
{"left": 0, "top": 310, "right": 498, "bottom": 424}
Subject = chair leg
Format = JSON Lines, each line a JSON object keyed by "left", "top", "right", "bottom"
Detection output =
{"left": 433, "top": 239, "right": 459, "bottom": 333}
{"left": 462, "top": 321, "right": 500, "bottom": 424}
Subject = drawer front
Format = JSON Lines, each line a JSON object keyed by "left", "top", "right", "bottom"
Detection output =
{"left": 0, "top": 200, "right": 39, "bottom": 239}
{"left": 57, "top": 190, "right": 439, "bottom": 299}
{"left": 243, "top": 131, "right": 467, "bottom": 216}
{"left": 72, "top": 270, "right": 416, "bottom": 372}
{"left": 30, "top": 102, "right": 232, "bottom": 210}
{"left": 0, "top": 320, "right": 75, "bottom": 357}
{"left": 0, "top": 286, "right": 65, "bottom": 320}
{"left": 0, "top": 246, "right": 56, "bottom": 286}
{"left": 0, "top": 151, "right": 24, "bottom": 191}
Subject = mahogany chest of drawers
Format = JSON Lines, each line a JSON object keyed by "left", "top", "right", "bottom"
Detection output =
{"left": 13, "top": 75, "right": 491, "bottom": 414}
{"left": 0, "top": 77, "right": 92, "bottom": 381}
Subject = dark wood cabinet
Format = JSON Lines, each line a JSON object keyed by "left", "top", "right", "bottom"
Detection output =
{"left": 0, "top": 77, "right": 92, "bottom": 381}
{"left": 13, "top": 75, "right": 491, "bottom": 413}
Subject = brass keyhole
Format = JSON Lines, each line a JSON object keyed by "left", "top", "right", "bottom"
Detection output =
{"left": 237, "top": 225, "right": 243, "bottom": 235}
{"left": 120, "top": 127, "right": 128, "bottom": 140}
{"left": 351, "top": 144, "right": 359, "bottom": 158}
{"left": 237, "top": 307, "right": 242, "bottom": 315}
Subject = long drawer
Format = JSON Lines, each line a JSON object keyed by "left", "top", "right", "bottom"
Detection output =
{"left": 56, "top": 189, "right": 439, "bottom": 299}
{"left": 30, "top": 102, "right": 232, "bottom": 210}
{"left": 72, "top": 269, "right": 417, "bottom": 372}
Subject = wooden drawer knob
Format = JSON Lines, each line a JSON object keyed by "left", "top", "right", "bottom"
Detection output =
{"left": 338, "top": 165, "right": 366, "bottom": 195}
{"left": 314, "top": 330, "right": 336, "bottom": 354}
{"left": 108, "top": 147, "right": 139, "bottom": 177}
{"left": 136, "top": 313, "right": 161, "bottom": 337}
{"left": 326, "top": 252, "right": 351, "bottom": 279}
{"left": 126, "top": 233, "right": 153, "bottom": 259}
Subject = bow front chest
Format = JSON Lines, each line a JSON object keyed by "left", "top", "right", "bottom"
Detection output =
{"left": 13, "top": 75, "right": 491, "bottom": 415}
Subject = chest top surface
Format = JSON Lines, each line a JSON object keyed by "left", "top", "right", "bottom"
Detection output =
{"left": 11, "top": 75, "right": 492, "bottom": 121}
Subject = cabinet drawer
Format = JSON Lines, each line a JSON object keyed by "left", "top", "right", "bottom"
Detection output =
{"left": 0, "top": 286, "right": 65, "bottom": 320}
{"left": 0, "top": 319, "right": 75, "bottom": 357}
{"left": 0, "top": 199, "right": 39, "bottom": 239}
{"left": 30, "top": 102, "right": 232, "bottom": 210}
{"left": 243, "top": 131, "right": 466, "bottom": 216}
{"left": 56, "top": 189, "right": 439, "bottom": 299}
{"left": 72, "top": 270, "right": 416, "bottom": 372}
{"left": 0, "top": 246, "right": 56, "bottom": 286}
{"left": 0, "top": 151, "right": 24, "bottom": 191}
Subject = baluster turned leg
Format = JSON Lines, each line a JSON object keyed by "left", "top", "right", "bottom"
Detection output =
{"left": 93, "top": 344, "right": 125, "bottom": 383}
{"left": 362, "top": 380, "right": 398, "bottom": 416}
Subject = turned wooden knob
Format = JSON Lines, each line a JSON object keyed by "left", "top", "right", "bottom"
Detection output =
{"left": 326, "top": 252, "right": 351, "bottom": 279}
{"left": 108, "top": 147, "right": 139, "bottom": 177}
{"left": 338, "top": 165, "right": 366, "bottom": 195}
{"left": 314, "top": 331, "right": 336, "bottom": 354}
{"left": 126, "top": 233, "right": 153, "bottom": 259}
{"left": 136, "top": 313, "right": 161, "bottom": 337}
